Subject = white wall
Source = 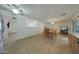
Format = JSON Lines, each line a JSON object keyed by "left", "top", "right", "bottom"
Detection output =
{"left": 16, "top": 15, "right": 45, "bottom": 40}
{"left": 8, "top": 19, "right": 16, "bottom": 33}
{"left": 0, "top": 9, "right": 15, "bottom": 34}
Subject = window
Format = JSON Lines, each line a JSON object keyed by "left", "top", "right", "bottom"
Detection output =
{"left": 73, "top": 17, "right": 79, "bottom": 33}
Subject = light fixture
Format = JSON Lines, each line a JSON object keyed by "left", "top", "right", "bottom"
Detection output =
{"left": 51, "top": 22, "right": 55, "bottom": 24}
{"left": 12, "top": 9, "right": 19, "bottom": 14}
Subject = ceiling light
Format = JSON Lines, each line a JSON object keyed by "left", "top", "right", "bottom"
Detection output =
{"left": 51, "top": 22, "right": 55, "bottom": 24}
{"left": 12, "top": 9, "right": 19, "bottom": 14}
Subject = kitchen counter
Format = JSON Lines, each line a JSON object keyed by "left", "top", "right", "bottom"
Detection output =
{"left": 69, "top": 32, "right": 79, "bottom": 39}
{"left": 68, "top": 32, "right": 79, "bottom": 53}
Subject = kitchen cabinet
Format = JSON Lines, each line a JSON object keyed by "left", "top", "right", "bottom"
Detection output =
{"left": 68, "top": 34, "right": 79, "bottom": 53}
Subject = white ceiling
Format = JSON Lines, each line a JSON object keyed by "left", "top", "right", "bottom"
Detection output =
{"left": 1, "top": 4, "right": 79, "bottom": 22}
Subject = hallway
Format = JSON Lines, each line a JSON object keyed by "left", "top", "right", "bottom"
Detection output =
{"left": 7, "top": 34, "right": 72, "bottom": 54}
{"left": 1, "top": 4, "right": 79, "bottom": 54}
{"left": 1, "top": 1, "right": 79, "bottom": 59}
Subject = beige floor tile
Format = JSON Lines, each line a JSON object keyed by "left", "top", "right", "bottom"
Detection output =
{"left": 7, "top": 34, "right": 72, "bottom": 54}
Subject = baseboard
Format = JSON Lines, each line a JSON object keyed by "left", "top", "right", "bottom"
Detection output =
{"left": 16, "top": 32, "right": 43, "bottom": 41}
{"left": 8, "top": 32, "right": 16, "bottom": 34}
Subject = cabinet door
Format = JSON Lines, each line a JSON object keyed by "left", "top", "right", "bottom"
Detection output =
{"left": 68, "top": 34, "right": 79, "bottom": 53}
{"left": 68, "top": 35, "right": 76, "bottom": 50}
{"left": 68, "top": 35, "right": 73, "bottom": 48}
{"left": 74, "top": 39, "right": 79, "bottom": 53}
{"left": 71, "top": 36, "right": 76, "bottom": 50}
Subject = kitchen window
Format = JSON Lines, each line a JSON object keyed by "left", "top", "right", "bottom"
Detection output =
{"left": 73, "top": 17, "right": 79, "bottom": 33}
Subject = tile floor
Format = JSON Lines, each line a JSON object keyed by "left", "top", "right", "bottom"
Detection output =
{"left": 7, "top": 33, "right": 72, "bottom": 54}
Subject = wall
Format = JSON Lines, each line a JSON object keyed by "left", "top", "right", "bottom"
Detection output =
{"left": 0, "top": 9, "right": 16, "bottom": 34}
{"left": 16, "top": 15, "right": 45, "bottom": 40}
{"left": 0, "top": 9, "right": 15, "bottom": 34}
{"left": 0, "top": 10, "right": 13, "bottom": 40}
{"left": 7, "top": 19, "right": 16, "bottom": 33}
{"left": 0, "top": 10, "right": 12, "bottom": 53}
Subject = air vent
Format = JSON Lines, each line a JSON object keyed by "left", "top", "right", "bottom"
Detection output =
{"left": 12, "top": 4, "right": 19, "bottom": 8}
{"left": 12, "top": 4, "right": 16, "bottom": 7}
{"left": 6, "top": 4, "right": 11, "bottom": 7}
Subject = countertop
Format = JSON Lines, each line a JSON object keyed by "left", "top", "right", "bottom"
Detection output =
{"left": 69, "top": 32, "right": 79, "bottom": 39}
